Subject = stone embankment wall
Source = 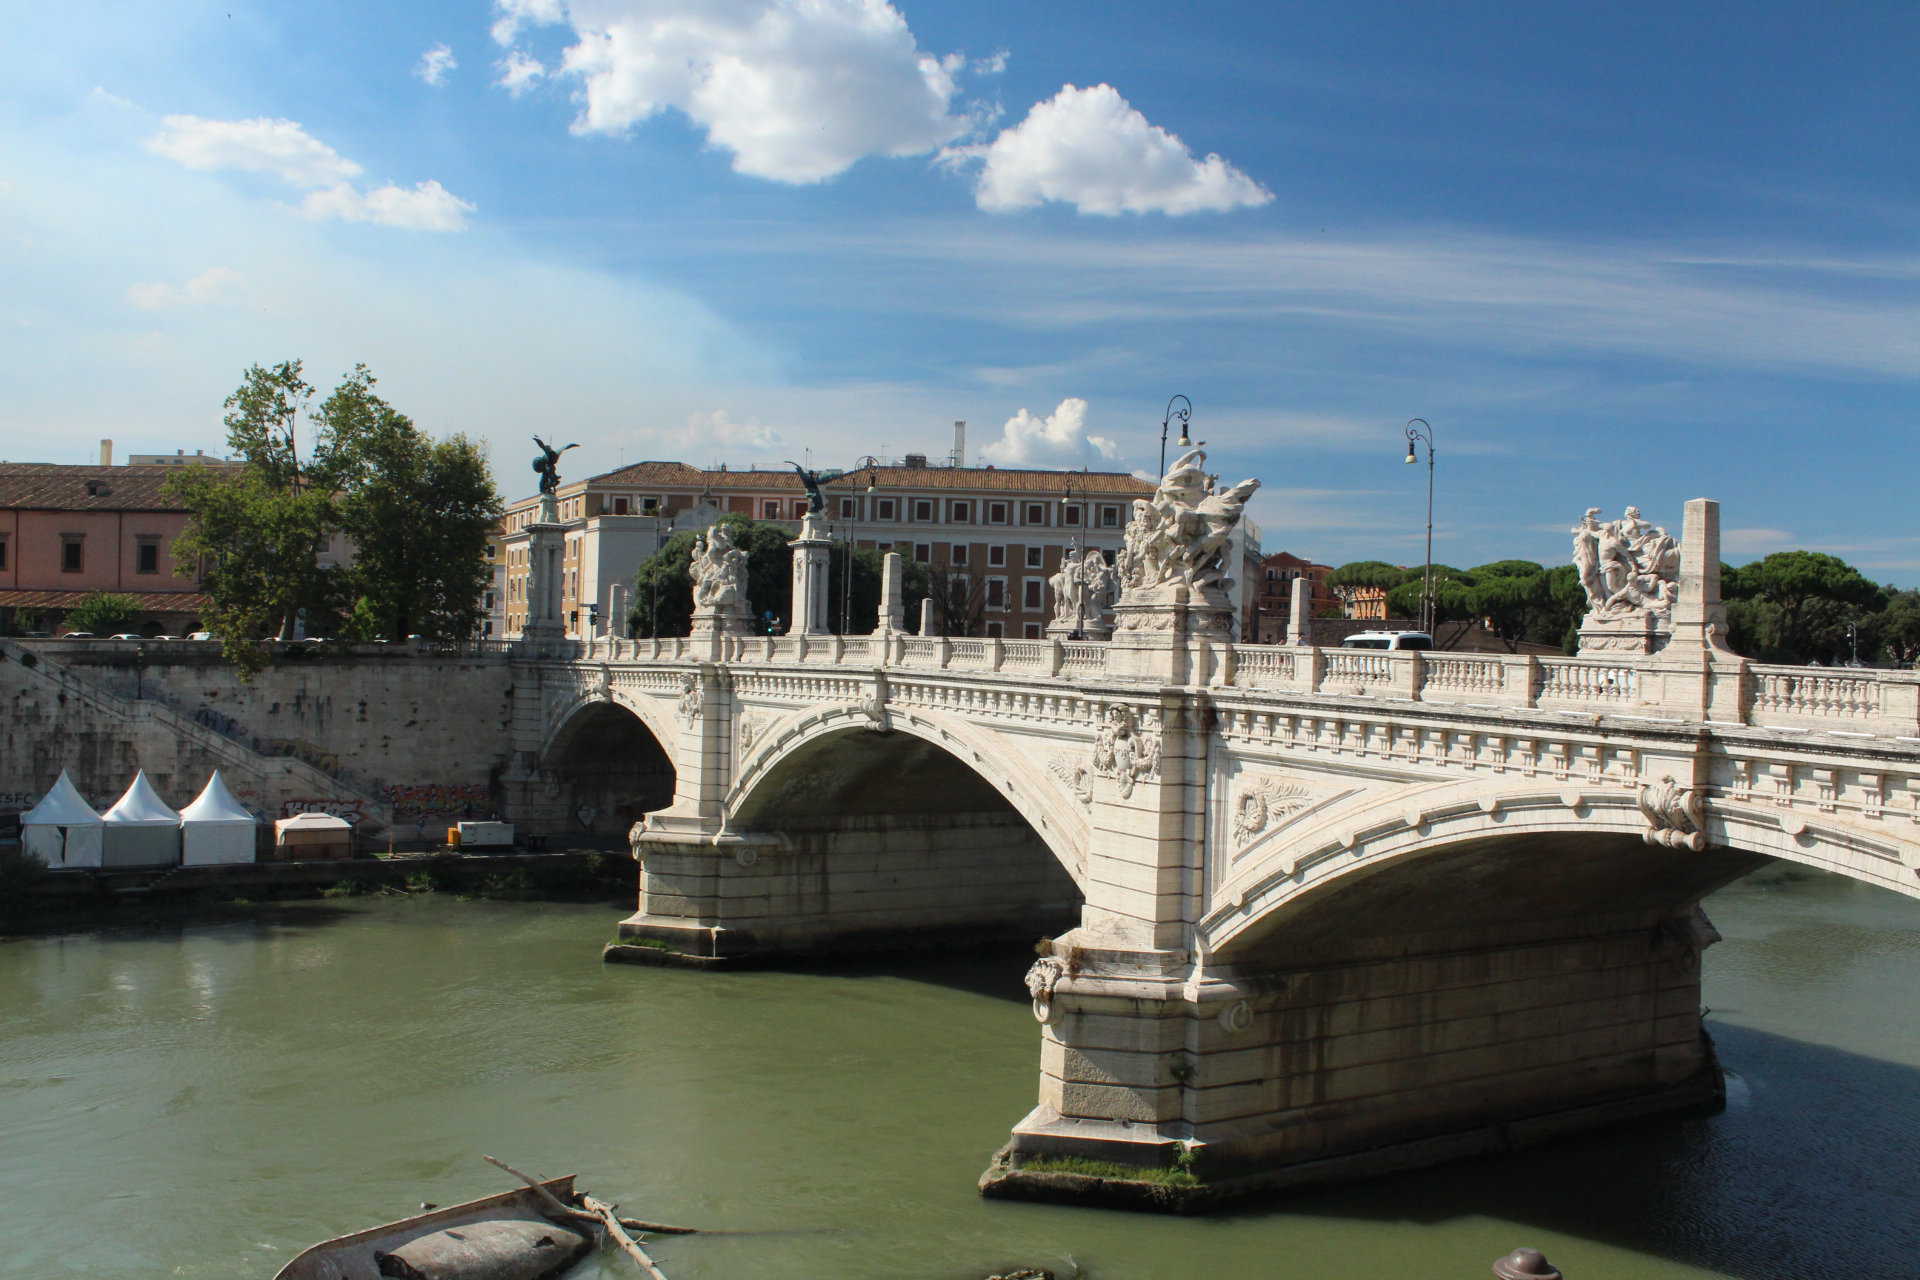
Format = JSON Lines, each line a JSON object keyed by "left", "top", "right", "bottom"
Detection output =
{"left": 1, "top": 640, "right": 517, "bottom": 831}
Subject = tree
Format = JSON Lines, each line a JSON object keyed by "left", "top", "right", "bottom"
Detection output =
{"left": 924, "top": 557, "right": 986, "bottom": 636}
{"left": 1875, "top": 589, "right": 1920, "bottom": 667}
{"left": 629, "top": 515, "right": 796, "bottom": 637}
{"left": 64, "top": 593, "right": 144, "bottom": 635}
{"left": 169, "top": 361, "right": 337, "bottom": 665}
{"left": 1723, "top": 551, "right": 1885, "bottom": 663}
{"left": 317, "top": 367, "right": 501, "bottom": 640}
{"left": 825, "top": 545, "right": 929, "bottom": 634}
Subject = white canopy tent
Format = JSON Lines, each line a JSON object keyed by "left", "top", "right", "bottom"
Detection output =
{"left": 180, "top": 771, "right": 259, "bottom": 866}
{"left": 101, "top": 771, "right": 182, "bottom": 868}
{"left": 21, "top": 771, "right": 103, "bottom": 869}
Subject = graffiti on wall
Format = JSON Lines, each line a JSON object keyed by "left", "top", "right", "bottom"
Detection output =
{"left": 381, "top": 783, "right": 492, "bottom": 823}
{"left": 0, "top": 791, "right": 44, "bottom": 811}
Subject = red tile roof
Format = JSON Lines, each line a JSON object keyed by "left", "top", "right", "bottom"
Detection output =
{"left": 0, "top": 464, "right": 215, "bottom": 512}
{"left": 0, "top": 589, "right": 209, "bottom": 611}
{"left": 508, "top": 460, "right": 1155, "bottom": 511}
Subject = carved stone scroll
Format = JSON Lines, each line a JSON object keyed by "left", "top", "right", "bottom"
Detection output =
{"left": 1232, "top": 777, "right": 1315, "bottom": 847}
{"left": 1639, "top": 774, "right": 1706, "bottom": 851}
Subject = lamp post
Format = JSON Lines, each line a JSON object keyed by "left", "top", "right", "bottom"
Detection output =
{"left": 1159, "top": 395, "right": 1200, "bottom": 476}
{"left": 841, "top": 457, "right": 880, "bottom": 635}
{"left": 1403, "top": 418, "right": 1435, "bottom": 635}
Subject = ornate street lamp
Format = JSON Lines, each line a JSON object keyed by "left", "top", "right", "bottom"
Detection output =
{"left": 1404, "top": 418, "right": 1435, "bottom": 635}
{"left": 1159, "top": 395, "right": 1200, "bottom": 476}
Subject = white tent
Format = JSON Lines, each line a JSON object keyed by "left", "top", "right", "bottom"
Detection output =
{"left": 180, "top": 771, "right": 259, "bottom": 866}
{"left": 101, "top": 770, "right": 182, "bottom": 868}
{"left": 21, "top": 771, "right": 103, "bottom": 869}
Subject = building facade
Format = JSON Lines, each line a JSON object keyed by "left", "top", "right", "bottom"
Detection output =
{"left": 1254, "top": 551, "right": 1337, "bottom": 642}
{"left": 0, "top": 464, "right": 209, "bottom": 635}
{"left": 494, "top": 460, "right": 1165, "bottom": 640}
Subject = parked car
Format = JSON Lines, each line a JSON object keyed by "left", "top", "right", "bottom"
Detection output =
{"left": 186, "top": 631, "right": 213, "bottom": 640}
{"left": 108, "top": 633, "right": 144, "bottom": 640}
{"left": 1339, "top": 630, "right": 1434, "bottom": 651}
{"left": 62, "top": 631, "right": 95, "bottom": 639}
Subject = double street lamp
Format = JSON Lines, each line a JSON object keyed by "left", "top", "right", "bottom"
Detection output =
{"left": 1403, "top": 418, "right": 1435, "bottom": 635}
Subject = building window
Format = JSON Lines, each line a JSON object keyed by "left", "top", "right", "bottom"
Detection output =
{"left": 135, "top": 540, "right": 159, "bottom": 574}
{"left": 985, "top": 620, "right": 1005, "bottom": 638}
{"left": 1024, "top": 502, "right": 1046, "bottom": 525}
{"left": 988, "top": 545, "right": 1006, "bottom": 567}
{"left": 486, "top": 544, "right": 497, "bottom": 561}
{"left": 988, "top": 502, "right": 1008, "bottom": 524}
{"left": 641, "top": 496, "right": 659, "bottom": 514}
{"left": 793, "top": 501, "right": 809, "bottom": 520}
{"left": 61, "top": 537, "right": 83, "bottom": 573}
{"left": 1025, "top": 546, "right": 1043, "bottom": 568}
{"left": 763, "top": 500, "right": 781, "bottom": 519}
{"left": 613, "top": 497, "right": 629, "bottom": 514}
{"left": 950, "top": 500, "right": 971, "bottom": 523}
{"left": 1099, "top": 504, "right": 1120, "bottom": 528}
{"left": 483, "top": 591, "right": 496, "bottom": 609}
{"left": 985, "top": 577, "right": 1006, "bottom": 609}
{"left": 914, "top": 542, "right": 931, "bottom": 562}
{"left": 951, "top": 544, "right": 969, "bottom": 566}
{"left": 840, "top": 497, "right": 858, "bottom": 519}
{"left": 1023, "top": 579, "right": 1043, "bottom": 609}
{"left": 877, "top": 498, "right": 897, "bottom": 521}
{"left": 914, "top": 499, "right": 933, "bottom": 522}
{"left": 1063, "top": 505, "right": 1082, "bottom": 526}
{"left": 0, "top": 538, "right": 7, "bottom": 570}
{"left": 1023, "top": 622, "right": 1042, "bottom": 639}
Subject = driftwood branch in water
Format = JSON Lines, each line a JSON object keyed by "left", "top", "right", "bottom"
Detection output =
{"left": 619, "top": 1217, "right": 699, "bottom": 1235}
{"left": 479, "top": 1155, "right": 601, "bottom": 1224}
{"left": 582, "top": 1193, "right": 671, "bottom": 1280}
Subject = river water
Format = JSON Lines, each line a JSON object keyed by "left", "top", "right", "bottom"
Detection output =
{"left": 2, "top": 867, "right": 1916, "bottom": 1280}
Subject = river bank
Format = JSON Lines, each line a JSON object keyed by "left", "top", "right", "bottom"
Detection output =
{"left": 2, "top": 867, "right": 1916, "bottom": 1279}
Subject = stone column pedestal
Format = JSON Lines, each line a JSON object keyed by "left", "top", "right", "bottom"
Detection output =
{"left": 1107, "top": 583, "right": 1234, "bottom": 684}
{"left": 789, "top": 515, "right": 833, "bottom": 636}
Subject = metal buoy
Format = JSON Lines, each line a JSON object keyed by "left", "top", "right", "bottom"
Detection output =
{"left": 1493, "top": 1247, "right": 1562, "bottom": 1280}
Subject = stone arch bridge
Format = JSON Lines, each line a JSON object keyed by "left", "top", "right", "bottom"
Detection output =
{"left": 502, "top": 499, "right": 1920, "bottom": 1205}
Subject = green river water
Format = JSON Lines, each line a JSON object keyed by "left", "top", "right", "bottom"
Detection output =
{"left": 2, "top": 867, "right": 1917, "bottom": 1280}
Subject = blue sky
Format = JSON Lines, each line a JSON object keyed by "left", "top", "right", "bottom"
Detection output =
{"left": 2, "top": 1, "right": 1915, "bottom": 579}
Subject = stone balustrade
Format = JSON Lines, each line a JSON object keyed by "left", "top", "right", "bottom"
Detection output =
{"left": 554, "top": 631, "right": 1920, "bottom": 740}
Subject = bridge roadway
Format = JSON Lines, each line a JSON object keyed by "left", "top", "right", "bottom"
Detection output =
{"left": 502, "top": 530, "right": 1920, "bottom": 1208}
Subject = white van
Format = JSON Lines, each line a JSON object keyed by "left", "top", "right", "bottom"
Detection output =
{"left": 1340, "top": 631, "right": 1434, "bottom": 651}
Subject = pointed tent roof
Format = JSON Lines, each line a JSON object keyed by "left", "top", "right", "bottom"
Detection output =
{"left": 103, "top": 770, "right": 182, "bottom": 826}
{"left": 179, "top": 771, "right": 257, "bottom": 826}
{"left": 21, "top": 771, "right": 103, "bottom": 827}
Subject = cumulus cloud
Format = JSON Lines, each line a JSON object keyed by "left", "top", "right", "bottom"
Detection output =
{"left": 146, "top": 115, "right": 363, "bottom": 187}
{"left": 962, "top": 83, "right": 1271, "bottom": 216}
{"left": 679, "top": 409, "right": 784, "bottom": 452}
{"left": 300, "top": 181, "right": 475, "bottom": 231}
{"left": 417, "top": 44, "right": 458, "bottom": 86}
{"left": 146, "top": 115, "right": 472, "bottom": 231}
{"left": 495, "top": 50, "right": 545, "bottom": 97}
{"left": 126, "top": 266, "right": 247, "bottom": 311}
{"left": 489, "top": 0, "right": 968, "bottom": 183}
{"left": 978, "top": 398, "right": 1122, "bottom": 469}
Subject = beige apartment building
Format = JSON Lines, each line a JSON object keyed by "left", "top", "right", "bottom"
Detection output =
{"left": 493, "top": 458, "right": 1201, "bottom": 640}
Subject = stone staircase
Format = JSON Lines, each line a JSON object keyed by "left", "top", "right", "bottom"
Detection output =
{"left": 0, "top": 638, "right": 390, "bottom": 829}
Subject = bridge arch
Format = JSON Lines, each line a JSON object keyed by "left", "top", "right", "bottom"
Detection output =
{"left": 540, "top": 695, "right": 677, "bottom": 838}
{"left": 1203, "top": 776, "right": 1920, "bottom": 963}
{"left": 728, "top": 701, "right": 1091, "bottom": 889}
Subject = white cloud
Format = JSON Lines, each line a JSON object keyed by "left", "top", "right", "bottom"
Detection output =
{"left": 146, "top": 115, "right": 363, "bottom": 188}
{"left": 300, "top": 180, "right": 475, "bottom": 231}
{"left": 495, "top": 50, "right": 545, "bottom": 97}
{"left": 962, "top": 83, "right": 1272, "bottom": 216}
{"left": 88, "top": 86, "right": 135, "bottom": 110}
{"left": 145, "top": 115, "right": 473, "bottom": 232}
{"left": 676, "top": 409, "right": 784, "bottom": 452}
{"left": 417, "top": 44, "right": 458, "bottom": 87}
{"left": 979, "top": 398, "right": 1122, "bottom": 468}
{"left": 492, "top": 0, "right": 565, "bottom": 46}
{"left": 126, "top": 266, "right": 248, "bottom": 311}
{"left": 492, "top": 0, "right": 968, "bottom": 184}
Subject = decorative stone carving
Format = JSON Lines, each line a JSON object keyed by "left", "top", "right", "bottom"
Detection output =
{"left": 689, "top": 523, "right": 753, "bottom": 633}
{"left": 1231, "top": 777, "right": 1315, "bottom": 847}
{"left": 1093, "top": 705, "right": 1161, "bottom": 798}
{"left": 1114, "top": 449, "right": 1260, "bottom": 599}
{"left": 676, "top": 672, "right": 704, "bottom": 726}
{"left": 1218, "top": 999, "right": 1254, "bottom": 1034}
{"left": 1048, "top": 754, "right": 1094, "bottom": 806}
{"left": 1049, "top": 546, "right": 1087, "bottom": 629}
{"left": 1573, "top": 506, "right": 1680, "bottom": 654}
{"left": 857, "top": 672, "right": 891, "bottom": 733}
{"left": 735, "top": 712, "right": 765, "bottom": 761}
{"left": 1639, "top": 774, "right": 1706, "bottom": 851}
{"left": 1025, "top": 956, "right": 1067, "bottom": 1024}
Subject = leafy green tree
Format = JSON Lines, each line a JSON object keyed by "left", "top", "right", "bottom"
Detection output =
{"left": 629, "top": 515, "right": 796, "bottom": 637}
{"left": 63, "top": 593, "right": 144, "bottom": 635}
{"left": 1384, "top": 564, "right": 1470, "bottom": 628}
{"left": 825, "top": 545, "right": 929, "bottom": 634}
{"left": 1723, "top": 551, "right": 1885, "bottom": 663}
{"left": 317, "top": 367, "right": 501, "bottom": 640}
{"left": 1874, "top": 589, "right": 1920, "bottom": 666}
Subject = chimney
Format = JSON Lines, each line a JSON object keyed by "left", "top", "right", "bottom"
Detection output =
{"left": 99, "top": 439, "right": 113, "bottom": 466}
{"left": 953, "top": 421, "right": 966, "bottom": 468}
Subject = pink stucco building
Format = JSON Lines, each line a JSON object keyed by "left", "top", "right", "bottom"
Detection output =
{"left": 0, "top": 464, "right": 210, "bottom": 634}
